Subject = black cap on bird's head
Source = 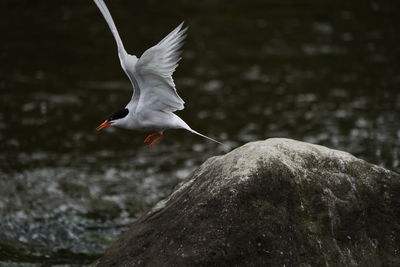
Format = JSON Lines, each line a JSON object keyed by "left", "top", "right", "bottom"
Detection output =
{"left": 97, "top": 108, "right": 129, "bottom": 131}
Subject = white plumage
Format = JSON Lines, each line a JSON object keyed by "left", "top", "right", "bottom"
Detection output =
{"left": 93, "top": 0, "right": 227, "bottom": 148}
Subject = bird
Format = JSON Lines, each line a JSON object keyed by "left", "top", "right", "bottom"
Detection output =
{"left": 93, "top": 0, "right": 228, "bottom": 149}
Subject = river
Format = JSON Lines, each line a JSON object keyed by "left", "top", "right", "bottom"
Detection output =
{"left": 0, "top": 0, "right": 399, "bottom": 265}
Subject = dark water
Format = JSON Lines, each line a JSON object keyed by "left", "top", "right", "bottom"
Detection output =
{"left": 1, "top": 0, "right": 399, "bottom": 265}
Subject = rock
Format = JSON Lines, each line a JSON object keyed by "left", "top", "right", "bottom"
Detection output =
{"left": 92, "top": 138, "right": 400, "bottom": 266}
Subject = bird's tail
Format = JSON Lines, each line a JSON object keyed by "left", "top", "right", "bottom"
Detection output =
{"left": 188, "top": 128, "right": 230, "bottom": 149}
{"left": 172, "top": 114, "right": 230, "bottom": 149}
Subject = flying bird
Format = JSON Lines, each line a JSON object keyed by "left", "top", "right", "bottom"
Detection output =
{"left": 93, "top": 0, "right": 227, "bottom": 148}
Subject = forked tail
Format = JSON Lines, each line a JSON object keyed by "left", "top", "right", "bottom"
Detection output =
{"left": 173, "top": 114, "right": 230, "bottom": 149}
{"left": 188, "top": 128, "right": 230, "bottom": 149}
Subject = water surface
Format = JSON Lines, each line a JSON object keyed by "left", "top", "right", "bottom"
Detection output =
{"left": 1, "top": 0, "right": 399, "bottom": 265}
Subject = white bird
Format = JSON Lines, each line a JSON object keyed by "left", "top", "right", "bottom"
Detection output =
{"left": 93, "top": 0, "right": 227, "bottom": 148}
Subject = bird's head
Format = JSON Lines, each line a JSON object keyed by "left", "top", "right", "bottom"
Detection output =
{"left": 96, "top": 108, "right": 129, "bottom": 131}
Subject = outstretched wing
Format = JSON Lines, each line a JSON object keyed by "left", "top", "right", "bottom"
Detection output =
{"left": 93, "top": 0, "right": 138, "bottom": 97}
{"left": 94, "top": 0, "right": 187, "bottom": 112}
{"left": 134, "top": 23, "right": 188, "bottom": 113}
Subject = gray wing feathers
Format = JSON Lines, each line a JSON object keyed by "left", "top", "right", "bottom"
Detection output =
{"left": 94, "top": 0, "right": 138, "bottom": 98}
{"left": 94, "top": 0, "right": 187, "bottom": 113}
{"left": 93, "top": 0, "right": 126, "bottom": 57}
{"left": 135, "top": 22, "right": 188, "bottom": 112}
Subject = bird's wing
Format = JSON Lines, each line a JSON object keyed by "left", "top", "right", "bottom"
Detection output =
{"left": 133, "top": 22, "right": 187, "bottom": 113}
{"left": 93, "top": 0, "right": 138, "bottom": 98}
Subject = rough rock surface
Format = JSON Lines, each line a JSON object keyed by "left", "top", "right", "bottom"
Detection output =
{"left": 92, "top": 138, "right": 400, "bottom": 266}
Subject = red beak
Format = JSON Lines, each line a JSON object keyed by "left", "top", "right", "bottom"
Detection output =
{"left": 96, "top": 121, "right": 112, "bottom": 131}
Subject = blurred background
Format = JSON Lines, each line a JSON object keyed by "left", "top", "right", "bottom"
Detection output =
{"left": 0, "top": 0, "right": 399, "bottom": 265}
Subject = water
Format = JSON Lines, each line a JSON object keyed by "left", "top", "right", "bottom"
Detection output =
{"left": 1, "top": 0, "right": 399, "bottom": 265}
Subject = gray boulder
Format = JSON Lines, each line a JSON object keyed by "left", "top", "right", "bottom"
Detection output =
{"left": 92, "top": 138, "right": 400, "bottom": 266}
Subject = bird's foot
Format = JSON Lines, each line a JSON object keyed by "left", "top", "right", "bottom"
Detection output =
{"left": 144, "top": 132, "right": 158, "bottom": 143}
{"left": 149, "top": 134, "right": 164, "bottom": 148}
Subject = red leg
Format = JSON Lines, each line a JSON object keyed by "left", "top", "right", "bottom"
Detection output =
{"left": 144, "top": 132, "right": 158, "bottom": 143}
{"left": 149, "top": 134, "right": 164, "bottom": 148}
